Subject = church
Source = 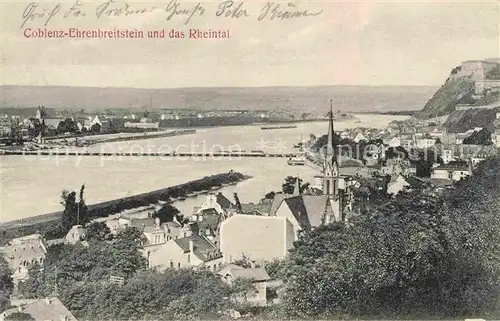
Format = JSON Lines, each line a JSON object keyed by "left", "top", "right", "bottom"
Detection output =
{"left": 268, "top": 100, "right": 355, "bottom": 231}
{"left": 219, "top": 101, "right": 359, "bottom": 263}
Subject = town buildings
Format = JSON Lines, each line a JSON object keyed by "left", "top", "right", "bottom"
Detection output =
{"left": 221, "top": 102, "right": 358, "bottom": 263}
{"left": 142, "top": 225, "right": 223, "bottom": 272}
{"left": 431, "top": 163, "right": 472, "bottom": 181}
{"left": 1, "top": 297, "right": 78, "bottom": 321}
{"left": 0, "top": 234, "right": 47, "bottom": 285}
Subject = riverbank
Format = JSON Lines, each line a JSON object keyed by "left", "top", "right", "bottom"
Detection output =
{"left": 0, "top": 129, "right": 197, "bottom": 152}
{"left": 1, "top": 115, "right": 408, "bottom": 222}
{"left": 81, "top": 129, "right": 196, "bottom": 144}
{"left": 47, "top": 129, "right": 196, "bottom": 145}
{"left": 0, "top": 171, "right": 251, "bottom": 243}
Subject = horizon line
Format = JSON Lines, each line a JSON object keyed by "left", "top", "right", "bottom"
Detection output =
{"left": 0, "top": 84, "right": 440, "bottom": 90}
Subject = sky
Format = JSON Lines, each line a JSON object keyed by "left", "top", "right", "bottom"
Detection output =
{"left": 1, "top": 0, "right": 499, "bottom": 88}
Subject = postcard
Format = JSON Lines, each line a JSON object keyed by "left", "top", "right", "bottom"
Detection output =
{"left": 1, "top": 0, "right": 499, "bottom": 320}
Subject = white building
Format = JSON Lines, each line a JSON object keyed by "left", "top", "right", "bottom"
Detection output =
{"left": 142, "top": 232, "right": 223, "bottom": 272}
{"left": 388, "top": 137, "right": 401, "bottom": 147}
{"left": 353, "top": 132, "right": 366, "bottom": 143}
{"left": 431, "top": 165, "right": 471, "bottom": 181}
{"left": 124, "top": 122, "right": 159, "bottom": 130}
{"left": 442, "top": 149, "right": 454, "bottom": 164}
{"left": 415, "top": 138, "right": 436, "bottom": 149}
{"left": 220, "top": 215, "right": 295, "bottom": 263}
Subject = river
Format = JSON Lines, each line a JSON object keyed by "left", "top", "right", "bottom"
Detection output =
{"left": 0, "top": 114, "right": 408, "bottom": 223}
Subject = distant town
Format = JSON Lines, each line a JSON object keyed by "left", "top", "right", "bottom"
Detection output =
{"left": 0, "top": 105, "right": 355, "bottom": 150}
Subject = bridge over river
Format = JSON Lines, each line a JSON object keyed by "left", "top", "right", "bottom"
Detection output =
{"left": 1, "top": 150, "right": 297, "bottom": 158}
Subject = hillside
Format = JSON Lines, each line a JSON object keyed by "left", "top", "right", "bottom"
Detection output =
{"left": 0, "top": 85, "right": 436, "bottom": 114}
{"left": 443, "top": 108, "right": 498, "bottom": 133}
{"left": 415, "top": 77, "right": 475, "bottom": 119}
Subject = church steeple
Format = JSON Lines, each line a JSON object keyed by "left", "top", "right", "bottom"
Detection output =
{"left": 317, "top": 100, "right": 347, "bottom": 223}
{"left": 323, "top": 99, "right": 339, "bottom": 177}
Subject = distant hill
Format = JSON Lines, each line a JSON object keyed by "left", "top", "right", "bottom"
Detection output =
{"left": 416, "top": 77, "right": 475, "bottom": 119}
{"left": 416, "top": 59, "right": 500, "bottom": 120}
{"left": 0, "top": 85, "right": 436, "bottom": 114}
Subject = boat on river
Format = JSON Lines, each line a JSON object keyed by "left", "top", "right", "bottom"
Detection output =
{"left": 261, "top": 125, "right": 298, "bottom": 130}
{"left": 287, "top": 156, "right": 305, "bottom": 166}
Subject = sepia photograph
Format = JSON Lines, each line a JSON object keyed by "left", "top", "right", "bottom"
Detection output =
{"left": 0, "top": 0, "right": 499, "bottom": 320}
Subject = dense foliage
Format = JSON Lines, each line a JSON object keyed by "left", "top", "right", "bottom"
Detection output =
{"left": 4, "top": 312, "right": 35, "bottom": 321}
{"left": 60, "top": 185, "right": 89, "bottom": 233}
{"left": 85, "top": 222, "right": 113, "bottom": 242}
{"left": 486, "top": 65, "right": 500, "bottom": 80}
{"left": 152, "top": 204, "right": 184, "bottom": 224}
{"left": 282, "top": 176, "right": 310, "bottom": 194}
{"left": 16, "top": 227, "right": 253, "bottom": 320}
{"left": 18, "top": 227, "right": 147, "bottom": 299}
{"left": 277, "top": 156, "right": 500, "bottom": 319}
{"left": 56, "top": 118, "right": 79, "bottom": 134}
{"left": 0, "top": 254, "right": 14, "bottom": 312}
{"left": 463, "top": 128, "right": 493, "bottom": 145}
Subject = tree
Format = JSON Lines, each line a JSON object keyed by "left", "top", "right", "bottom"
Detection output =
{"left": 232, "top": 255, "right": 254, "bottom": 269}
{"left": 60, "top": 185, "right": 88, "bottom": 234}
{"left": 0, "top": 254, "right": 14, "bottom": 312}
{"left": 4, "top": 312, "right": 35, "bottom": 321}
{"left": 486, "top": 65, "right": 500, "bottom": 80}
{"left": 27, "top": 119, "right": 42, "bottom": 138}
{"left": 153, "top": 204, "right": 180, "bottom": 223}
{"left": 411, "top": 149, "right": 442, "bottom": 178}
{"left": 463, "top": 128, "right": 493, "bottom": 145}
{"left": 230, "top": 277, "right": 256, "bottom": 304}
{"left": 17, "top": 263, "right": 43, "bottom": 298}
{"left": 264, "top": 191, "right": 276, "bottom": 199}
{"left": 282, "top": 176, "right": 310, "bottom": 194}
{"left": 110, "top": 228, "right": 148, "bottom": 276}
{"left": 86, "top": 222, "right": 113, "bottom": 242}
{"left": 278, "top": 156, "right": 500, "bottom": 319}
{"left": 56, "top": 118, "right": 78, "bottom": 134}
{"left": 312, "top": 133, "right": 341, "bottom": 151}
{"left": 90, "top": 123, "right": 101, "bottom": 134}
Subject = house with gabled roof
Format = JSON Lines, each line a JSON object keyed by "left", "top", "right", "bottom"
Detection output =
{"left": 217, "top": 264, "right": 271, "bottom": 307}
{"left": 142, "top": 228, "right": 223, "bottom": 272}
{"left": 0, "top": 234, "right": 48, "bottom": 285}
{"left": 197, "top": 192, "right": 236, "bottom": 218}
{"left": 1, "top": 297, "right": 78, "bottom": 321}
{"left": 271, "top": 195, "right": 335, "bottom": 233}
{"left": 386, "top": 175, "right": 411, "bottom": 196}
{"left": 190, "top": 208, "right": 223, "bottom": 246}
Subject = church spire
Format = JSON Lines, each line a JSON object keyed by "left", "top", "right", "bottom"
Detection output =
{"left": 327, "top": 99, "right": 335, "bottom": 157}
{"left": 323, "top": 99, "right": 339, "bottom": 176}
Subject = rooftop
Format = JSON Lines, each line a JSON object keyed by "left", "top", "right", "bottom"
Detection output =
{"left": 218, "top": 264, "right": 271, "bottom": 282}
{"left": 3, "top": 297, "right": 77, "bottom": 321}
{"left": 174, "top": 234, "right": 220, "bottom": 262}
